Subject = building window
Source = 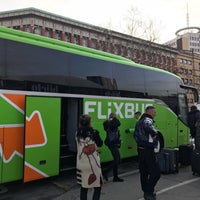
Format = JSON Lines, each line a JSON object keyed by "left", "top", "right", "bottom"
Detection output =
{"left": 127, "top": 48, "right": 132, "bottom": 58}
{"left": 65, "top": 33, "right": 71, "bottom": 42}
{"left": 114, "top": 45, "right": 119, "bottom": 55}
{"left": 184, "top": 79, "right": 188, "bottom": 84}
{"left": 13, "top": 26, "right": 20, "bottom": 30}
{"left": 179, "top": 68, "right": 183, "bottom": 74}
{"left": 184, "top": 69, "right": 188, "bottom": 74}
{"left": 74, "top": 34, "right": 80, "bottom": 45}
{"left": 82, "top": 37, "right": 88, "bottom": 47}
{"left": 189, "top": 98, "right": 194, "bottom": 103}
{"left": 55, "top": 30, "right": 62, "bottom": 40}
{"left": 24, "top": 25, "right": 30, "bottom": 32}
{"left": 34, "top": 26, "right": 41, "bottom": 35}
{"left": 136, "top": 50, "right": 140, "bottom": 59}
{"left": 121, "top": 46, "right": 126, "bottom": 56}
{"left": 148, "top": 53, "right": 153, "bottom": 62}
{"left": 99, "top": 41, "right": 104, "bottom": 51}
{"left": 45, "top": 28, "right": 52, "bottom": 38}
{"left": 91, "top": 39, "right": 97, "bottom": 49}
{"left": 187, "top": 98, "right": 194, "bottom": 103}
{"left": 140, "top": 51, "right": 145, "bottom": 61}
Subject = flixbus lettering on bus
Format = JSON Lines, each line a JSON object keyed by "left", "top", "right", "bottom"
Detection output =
{"left": 84, "top": 98, "right": 152, "bottom": 119}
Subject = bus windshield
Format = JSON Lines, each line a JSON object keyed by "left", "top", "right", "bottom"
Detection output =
{"left": 178, "top": 94, "right": 188, "bottom": 124}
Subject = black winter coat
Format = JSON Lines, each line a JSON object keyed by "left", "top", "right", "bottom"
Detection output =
{"left": 103, "top": 117, "right": 121, "bottom": 146}
{"left": 188, "top": 109, "right": 200, "bottom": 138}
{"left": 134, "top": 113, "right": 158, "bottom": 149}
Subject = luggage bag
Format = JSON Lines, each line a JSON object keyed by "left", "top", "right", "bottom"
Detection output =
{"left": 191, "top": 149, "right": 200, "bottom": 175}
{"left": 157, "top": 148, "right": 179, "bottom": 174}
{"left": 179, "top": 144, "right": 193, "bottom": 166}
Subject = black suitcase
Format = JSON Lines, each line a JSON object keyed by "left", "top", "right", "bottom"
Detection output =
{"left": 179, "top": 144, "right": 193, "bottom": 166}
{"left": 191, "top": 149, "right": 200, "bottom": 175}
{"left": 157, "top": 148, "right": 179, "bottom": 174}
{"left": 157, "top": 151, "right": 171, "bottom": 174}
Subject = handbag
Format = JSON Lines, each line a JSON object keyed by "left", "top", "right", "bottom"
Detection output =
{"left": 82, "top": 144, "right": 96, "bottom": 155}
{"left": 105, "top": 128, "right": 120, "bottom": 146}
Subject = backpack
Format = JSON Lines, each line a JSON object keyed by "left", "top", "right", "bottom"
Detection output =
{"left": 104, "top": 128, "right": 120, "bottom": 146}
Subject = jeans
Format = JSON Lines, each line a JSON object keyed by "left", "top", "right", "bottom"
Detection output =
{"left": 104, "top": 145, "right": 121, "bottom": 178}
{"left": 138, "top": 148, "right": 160, "bottom": 194}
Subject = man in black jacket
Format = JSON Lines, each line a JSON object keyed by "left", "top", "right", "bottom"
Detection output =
{"left": 188, "top": 105, "right": 200, "bottom": 138}
{"left": 134, "top": 106, "right": 160, "bottom": 200}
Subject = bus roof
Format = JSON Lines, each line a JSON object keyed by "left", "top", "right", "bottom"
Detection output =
{"left": 0, "top": 26, "right": 179, "bottom": 79}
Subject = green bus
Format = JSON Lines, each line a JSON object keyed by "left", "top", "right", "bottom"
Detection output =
{"left": 0, "top": 26, "right": 198, "bottom": 184}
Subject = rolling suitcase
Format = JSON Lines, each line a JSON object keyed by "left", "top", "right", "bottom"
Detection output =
{"left": 157, "top": 151, "right": 171, "bottom": 174}
{"left": 157, "top": 148, "right": 179, "bottom": 174}
{"left": 179, "top": 144, "right": 193, "bottom": 166}
{"left": 191, "top": 149, "right": 200, "bottom": 175}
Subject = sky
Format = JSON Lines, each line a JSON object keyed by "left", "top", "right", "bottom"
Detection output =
{"left": 0, "top": 0, "right": 199, "bottom": 43}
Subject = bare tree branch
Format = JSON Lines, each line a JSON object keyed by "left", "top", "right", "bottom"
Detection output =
{"left": 123, "top": 6, "right": 160, "bottom": 42}
{"left": 142, "top": 19, "right": 160, "bottom": 42}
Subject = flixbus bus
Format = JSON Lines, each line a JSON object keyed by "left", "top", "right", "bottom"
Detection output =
{"left": 0, "top": 26, "right": 198, "bottom": 184}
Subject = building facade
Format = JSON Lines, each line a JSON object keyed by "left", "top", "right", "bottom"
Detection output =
{"left": 165, "top": 27, "right": 200, "bottom": 54}
{"left": 0, "top": 7, "right": 200, "bottom": 106}
{"left": 176, "top": 51, "right": 200, "bottom": 105}
{"left": 0, "top": 7, "right": 177, "bottom": 69}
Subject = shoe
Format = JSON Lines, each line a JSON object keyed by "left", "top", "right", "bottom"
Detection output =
{"left": 113, "top": 177, "right": 124, "bottom": 182}
{"left": 144, "top": 192, "right": 156, "bottom": 200}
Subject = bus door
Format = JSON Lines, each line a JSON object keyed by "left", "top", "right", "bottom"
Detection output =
{"left": 59, "top": 98, "right": 82, "bottom": 172}
{"left": 0, "top": 93, "right": 25, "bottom": 184}
{"left": 23, "top": 96, "right": 61, "bottom": 183}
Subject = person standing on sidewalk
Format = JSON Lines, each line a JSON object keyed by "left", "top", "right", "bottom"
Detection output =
{"left": 195, "top": 112, "right": 200, "bottom": 150}
{"left": 103, "top": 113, "right": 124, "bottom": 182}
{"left": 134, "top": 106, "right": 160, "bottom": 200}
{"left": 76, "top": 114, "right": 103, "bottom": 200}
{"left": 188, "top": 105, "right": 200, "bottom": 139}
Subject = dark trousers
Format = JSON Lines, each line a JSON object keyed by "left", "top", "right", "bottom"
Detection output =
{"left": 104, "top": 145, "right": 121, "bottom": 178}
{"left": 80, "top": 187, "right": 101, "bottom": 200}
{"left": 137, "top": 148, "right": 160, "bottom": 194}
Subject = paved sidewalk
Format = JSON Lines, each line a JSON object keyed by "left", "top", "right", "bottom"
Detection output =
{"left": 53, "top": 160, "right": 140, "bottom": 200}
{"left": 53, "top": 165, "right": 200, "bottom": 200}
{"left": 53, "top": 169, "right": 140, "bottom": 200}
